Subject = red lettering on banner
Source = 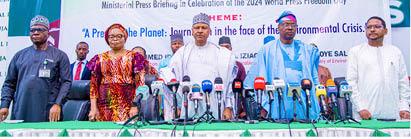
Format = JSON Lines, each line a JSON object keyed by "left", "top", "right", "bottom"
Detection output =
{"left": 209, "top": 14, "right": 242, "bottom": 21}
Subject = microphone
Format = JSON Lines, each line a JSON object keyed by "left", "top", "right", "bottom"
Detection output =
{"left": 189, "top": 84, "right": 203, "bottom": 113}
{"left": 325, "top": 79, "right": 339, "bottom": 107}
{"left": 272, "top": 78, "right": 286, "bottom": 98}
{"left": 338, "top": 80, "right": 356, "bottom": 121}
{"left": 232, "top": 78, "right": 243, "bottom": 94}
{"left": 265, "top": 82, "right": 275, "bottom": 101}
{"left": 301, "top": 79, "right": 312, "bottom": 107}
{"left": 167, "top": 78, "right": 180, "bottom": 120}
{"left": 232, "top": 78, "right": 243, "bottom": 120}
{"left": 133, "top": 85, "right": 150, "bottom": 106}
{"left": 181, "top": 75, "right": 191, "bottom": 121}
{"left": 214, "top": 77, "right": 224, "bottom": 93}
{"left": 272, "top": 78, "right": 287, "bottom": 120}
{"left": 151, "top": 80, "right": 164, "bottom": 96}
{"left": 202, "top": 80, "right": 213, "bottom": 112}
{"left": 214, "top": 77, "right": 224, "bottom": 120}
{"left": 315, "top": 85, "right": 328, "bottom": 115}
{"left": 202, "top": 80, "right": 213, "bottom": 94}
{"left": 189, "top": 84, "right": 203, "bottom": 101}
{"left": 287, "top": 82, "right": 302, "bottom": 104}
{"left": 167, "top": 78, "right": 180, "bottom": 94}
{"left": 253, "top": 77, "right": 265, "bottom": 119}
{"left": 253, "top": 77, "right": 266, "bottom": 91}
{"left": 126, "top": 85, "right": 150, "bottom": 126}
{"left": 338, "top": 80, "right": 352, "bottom": 98}
{"left": 182, "top": 75, "right": 191, "bottom": 95}
{"left": 265, "top": 81, "right": 275, "bottom": 120}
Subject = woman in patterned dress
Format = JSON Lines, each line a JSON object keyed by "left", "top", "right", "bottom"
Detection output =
{"left": 87, "top": 23, "right": 148, "bottom": 121}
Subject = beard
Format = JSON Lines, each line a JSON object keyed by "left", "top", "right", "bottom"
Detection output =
{"left": 32, "top": 38, "right": 48, "bottom": 46}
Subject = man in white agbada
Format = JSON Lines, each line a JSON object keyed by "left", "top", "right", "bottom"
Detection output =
{"left": 166, "top": 13, "right": 237, "bottom": 120}
{"left": 346, "top": 16, "right": 410, "bottom": 120}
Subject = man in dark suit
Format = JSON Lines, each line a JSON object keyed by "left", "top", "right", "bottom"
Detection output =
{"left": 70, "top": 42, "right": 91, "bottom": 80}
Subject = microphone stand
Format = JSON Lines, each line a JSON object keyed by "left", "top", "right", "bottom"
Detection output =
{"left": 172, "top": 91, "right": 197, "bottom": 125}
{"left": 292, "top": 90, "right": 305, "bottom": 123}
{"left": 123, "top": 98, "right": 147, "bottom": 126}
{"left": 267, "top": 90, "right": 275, "bottom": 122}
{"left": 329, "top": 93, "right": 340, "bottom": 121}
{"left": 173, "top": 93, "right": 178, "bottom": 121}
{"left": 335, "top": 93, "right": 360, "bottom": 124}
{"left": 256, "top": 89, "right": 269, "bottom": 121}
{"left": 274, "top": 89, "right": 290, "bottom": 124}
{"left": 198, "top": 91, "right": 215, "bottom": 123}
{"left": 148, "top": 89, "right": 167, "bottom": 125}
{"left": 318, "top": 95, "right": 331, "bottom": 124}
{"left": 234, "top": 91, "right": 239, "bottom": 121}
{"left": 298, "top": 90, "right": 312, "bottom": 124}
{"left": 211, "top": 91, "right": 229, "bottom": 123}
{"left": 137, "top": 100, "right": 147, "bottom": 125}
{"left": 230, "top": 91, "right": 245, "bottom": 122}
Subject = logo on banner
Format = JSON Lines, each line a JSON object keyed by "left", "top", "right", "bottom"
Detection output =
{"left": 390, "top": 0, "right": 410, "bottom": 27}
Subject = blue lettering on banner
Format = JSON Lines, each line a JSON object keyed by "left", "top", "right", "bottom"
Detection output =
{"left": 140, "top": 27, "right": 166, "bottom": 37}
{"left": 170, "top": 27, "right": 192, "bottom": 36}
{"left": 82, "top": 28, "right": 104, "bottom": 38}
{"left": 127, "top": 27, "right": 138, "bottom": 37}
{"left": 341, "top": 23, "right": 364, "bottom": 33}
{"left": 319, "top": 50, "right": 347, "bottom": 57}
{"left": 147, "top": 54, "right": 164, "bottom": 60}
{"left": 320, "top": 51, "right": 333, "bottom": 57}
{"left": 334, "top": 51, "right": 347, "bottom": 57}
{"left": 91, "top": 28, "right": 105, "bottom": 38}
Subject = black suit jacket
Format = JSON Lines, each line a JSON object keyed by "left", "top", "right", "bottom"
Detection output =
{"left": 70, "top": 61, "right": 91, "bottom": 80}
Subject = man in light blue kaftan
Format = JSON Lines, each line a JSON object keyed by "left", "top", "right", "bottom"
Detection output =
{"left": 243, "top": 11, "right": 320, "bottom": 121}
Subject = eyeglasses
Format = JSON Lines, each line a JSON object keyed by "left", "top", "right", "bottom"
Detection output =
{"left": 30, "top": 28, "right": 48, "bottom": 33}
{"left": 108, "top": 34, "right": 124, "bottom": 40}
{"left": 280, "top": 23, "right": 298, "bottom": 28}
{"left": 366, "top": 25, "right": 384, "bottom": 30}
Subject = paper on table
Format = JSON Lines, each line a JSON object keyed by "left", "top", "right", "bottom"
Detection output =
{"left": 2, "top": 120, "right": 24, "bottom": 123}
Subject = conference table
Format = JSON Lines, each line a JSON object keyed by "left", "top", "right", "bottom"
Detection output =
{"left": 0, "top": 119, "right": 409, "bottom": 137}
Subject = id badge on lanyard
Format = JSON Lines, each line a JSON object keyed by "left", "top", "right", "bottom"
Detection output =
{"left": 39, "top": 59, "right": 51, "bottom": 78}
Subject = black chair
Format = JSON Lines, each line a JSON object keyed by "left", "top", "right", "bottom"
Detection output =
{"left": 62, "top": 80, "right": 91, "bottom": 121}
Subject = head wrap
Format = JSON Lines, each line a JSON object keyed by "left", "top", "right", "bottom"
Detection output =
{"left": 30, "top": 15, "right": 50, "bottom": 29}
{"left": 170, "top": 34, "right": 184, "bottom": 43}
{"left": 275, "top": 10, "right": 297, "bottom": 24}
{"left": 218, "top": 36, "right": 231, "bottom": 45}
{"left": 193, "top": 13, "right": 210, "bottom": 26}
{"left": 104, "top": 23, "right": 128, "bottom": 45}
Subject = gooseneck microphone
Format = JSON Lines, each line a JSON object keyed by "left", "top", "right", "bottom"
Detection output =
{"left": 214, "top": 77, "right": 224, "bottom": 120}
{"left": 232, "top": 78, "right": 243, "bottom": 121}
